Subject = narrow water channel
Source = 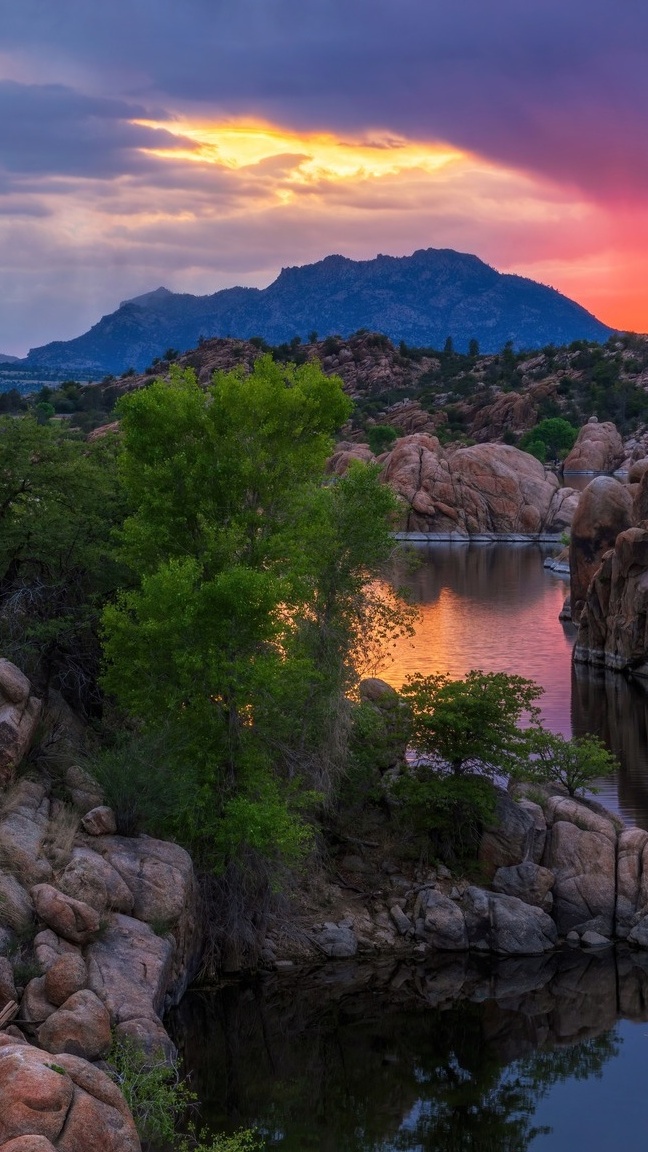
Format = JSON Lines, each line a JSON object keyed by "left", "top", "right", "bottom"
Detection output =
{"left": 172, "top": 543, "right": 648, "bottom": 1150}
{"left": 377, "top": 542, "right": 648, "bottom": 828}
{"left": 170, "top": 950, "right": 648, "bottom": 1151}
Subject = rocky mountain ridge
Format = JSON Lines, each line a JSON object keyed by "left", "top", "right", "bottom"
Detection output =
{"left": 21, "top": 248, "right": 612, "bottom": 375}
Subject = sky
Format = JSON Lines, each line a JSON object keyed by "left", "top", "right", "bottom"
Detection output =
{"left": 1, "top": 0, "right": 648, "bottom": 355}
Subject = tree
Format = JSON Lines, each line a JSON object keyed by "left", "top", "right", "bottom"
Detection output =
{"left": 0, "top": 415, "right": 126, "bottom": 712}
{"left": 518, "top": 731, "right": 617, "bottom": 796}
{"left": 519, "top": 417, "right": 578, "bottom": 462}
{"left": 400, "top": 670, "right": 543, "bottom": 778}
{"left": 366, "top": 424, "right": 398, "bottom": 455}
{"left": 101, "top": 359, "right": 407, "bottom": 866}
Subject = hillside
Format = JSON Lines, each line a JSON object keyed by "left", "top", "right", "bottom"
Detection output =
{"left": 16, "top": 328, "right": 646, "bottom": 449}
{"left": 21, "top": 248, "right": 612, "bottom": 375}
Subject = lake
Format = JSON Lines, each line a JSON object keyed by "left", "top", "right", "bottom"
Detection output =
{"left": 376, "top": 542, "right": 648, "bottom": 829}
{"left": 172, "top": 543, "right": 648, "bottom": 1151}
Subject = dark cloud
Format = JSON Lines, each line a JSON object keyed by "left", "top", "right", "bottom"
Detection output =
{"left": 0, "top": 82, "right": 197, "bottom": 178}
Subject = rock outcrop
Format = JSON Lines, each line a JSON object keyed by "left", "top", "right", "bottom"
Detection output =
{"left": 0, "top": 1035, "right": 141, "bottom": 1151}
{"left": 574, "top": 525, "right": 648, "bottom": 672}
{"left": 381, "top": 436, "right": 578, "bottom": 536}
{"left": 0, "top": 662, "right": 42, "bottom": 790}
{"left": 568, "top": 475, "right": 633, "bottom": 623}
{"left": 562, "top": 417, "right": 625, "bottom": 473}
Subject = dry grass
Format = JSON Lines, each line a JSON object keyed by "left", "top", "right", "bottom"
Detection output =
{"left": 42, "top": 803, "right": 80, "bottom": 868}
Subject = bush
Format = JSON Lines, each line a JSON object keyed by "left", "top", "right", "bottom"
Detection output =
{"left": 367, "top": 424, "right": 398, "bottom": 455}
{"left": 388, "top": 770, "right": 496, "bottom": 867}
{"left": 83, "top": 726, "right": 196, "bottom": 837}
{"left": 517, "top": 731, "right": 617, "bottom": 797}
{"left": 107, "top": 1036, "right": 263, "bottom": 1151}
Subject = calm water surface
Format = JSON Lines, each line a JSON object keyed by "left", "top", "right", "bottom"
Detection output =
{"left": 172, "top": 952, "right": 648, "bottom": 1151}
{"left": 175, "top": 544, "right": 648, "bottom": 1150}
{"left": 377, "top": 542, "right": 648, "bottom": 829}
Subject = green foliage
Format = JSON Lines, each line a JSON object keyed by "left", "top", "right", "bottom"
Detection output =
{"left": 0, "top": 415, "right": 127, "bottom": 712}
{"left": 83, "top": 726, "right": 196, "bottom": 837}
{"left": 101, "top": 360, "right": 407, "bottom": 869}
{"left": 517, "top": 731, "right": 618, "bottom": 797}
{"left": 519, "top": 417, "right": 577, "bottom": 461}
{"left": 400, "top": 670, "right": 543, "bottom": 777}
{"left": 366, "top": 423, "right": 398, "bottom": 455}
{"left": 389, "top": 770, "right": 496, "bottom": 866}
{"left": 106, "top": 1037, "right": 264, "bottom": 1151}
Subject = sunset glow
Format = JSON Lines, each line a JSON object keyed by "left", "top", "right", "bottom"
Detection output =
{"left": 1, "top": 2, "right": 647, "bottom": 352}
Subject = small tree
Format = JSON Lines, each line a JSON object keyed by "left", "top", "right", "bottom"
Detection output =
{"left": 519, "top": 417, "right": 578, "bottom": 462}
{"left": 400, "top": 670, "right": 543, "bottom": 778}
{"left": 367, "top": 424, "right": 398, "bottom": 455}
{"left": 520, "top": 731, "right": 617, "bottom": 797}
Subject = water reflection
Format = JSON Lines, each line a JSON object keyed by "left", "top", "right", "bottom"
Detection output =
{"left": 376, "top": 543, "right": 648, "bottom": 829}
{"left": 170, "top": 950, "right": 648, "bottom": 1151}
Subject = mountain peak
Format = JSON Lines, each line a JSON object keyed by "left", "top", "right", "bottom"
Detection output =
{"left": 26, "top": 248, "right": 614, "bottom": 375}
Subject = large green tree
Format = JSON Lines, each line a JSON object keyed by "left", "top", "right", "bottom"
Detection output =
{"left": 101, "top": 359, "right": 405, "bottom": 865}
{"left": 0, "top": 415, "right": 125, "bottom": 712}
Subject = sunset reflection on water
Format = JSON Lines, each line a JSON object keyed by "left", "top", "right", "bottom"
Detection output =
{"left": 375, "top": 542, "right": 648, "bottom": 828}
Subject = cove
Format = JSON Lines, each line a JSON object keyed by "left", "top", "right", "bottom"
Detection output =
{"left": 377, "top": 541, "right": 648, "bottom": 829}
{"left": 170, "top": 543, "right": 648, "bottom": 1150}
{"left": 170, "top": 949, "right": 648, "bottom": 1151}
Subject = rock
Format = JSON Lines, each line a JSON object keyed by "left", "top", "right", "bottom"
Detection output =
{"left": 61, "top": 849, "right": 134, "bottom": 915}
{"left": 421, "top": 889, "right": 468, "bottom": 951}
{"left": 569, "top": 475, "right": 633, "bottom": 623}
{"left": 0, "top": 662, "right": 31, "bottom": 706}
{"left": 0, "top": 1038, "right": 74, "bottom": 1145}
{"left": 359, "top": 677, "right": 399, "bottom": 704}
{"left": 514, "top": 799, "right": 547, "bottom": 863}
{"left": 20, "top": 977, "right": 58, "bottom": 1029}
{"left": 0, "top": 665, "right": 42, "bottom": 790}
{"left": 0, "top": 1136, "right": 58, "bottom": 1151}
{"left": 0, "top": 957, "right": 17, "bottom": 1006}
{"left": 389, "top": 905, "right": 413, "bottom": 935}
{"left": 0, "top": 782, "right": 51, "bottom": 886}
{"left": 85, "top": 913, "right": 175, "bottom": 1051}
{"left": 310, "top": 924, "right": 358, "bottom": 958}
{"left": 492, "top": 862, "right": 554, "bottom": 912}
{"left": 566, "top": 930, "right": 580, "bottom": 945}
{"left": 615, "top": 828, "right": 648, "bottom": 938}
{"left": 628, "top": 915, "right": 648, "bottom": 948}
{"left": 632, "top": 468, "right": 648, "bottom": 523}
{"left": 478, "top": 789, "right": 537, "bottom": 878}
{"left": 33, "top": 932, "right": 81, "bottom": 975}
{"left": 64, "top": 766, "right": 103, "bottom": 816}
{"left": 42, "top": 1050, "right": 140, "bottom": 1152}
{"left": 562, "top": 418, "right": 625, "bottom": 474}
{"left": 327, "top": 442, "right": 376, "bottom": 477}
{"left": 580, "top": 930, "right": 612, "bottom": 947}
{"left": 382, "top": 436, "right": 578, "bottom": 536}
{"left": 96, "top": 836, "right": 200, "bottom": 1002}
{"left": 43, "top": 957, "right": 87, "bottom": 1008}
{"left": 574, "top": 526, "right": 648, "bottom": 672}
{"left": 543, "top": 818, "right": 616, "bottom": 936}
{"left": 461, "top": 886, "right": 557, "bottom": 954}
{"left": 0, "top": 875, "right": 33, "bottom": 935}
{"left": 80, "top": 808, "right": 116, "bottom": 837}
{"left": 37, "top": 990, "right": 111, "bottom": 1061}
{"left": 30, "top": 886, "right": 100, "bottom": 946}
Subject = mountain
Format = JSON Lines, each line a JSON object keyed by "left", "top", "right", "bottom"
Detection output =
{"left": 0, "top": 353, "right": 20, "bottom": 363}
{"left": 24, "top": 248, "right": 613, "bottom": 375}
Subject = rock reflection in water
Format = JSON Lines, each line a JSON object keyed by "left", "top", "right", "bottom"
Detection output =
{"left": 169, "top": 950, "right": 648, "bottom": 1151}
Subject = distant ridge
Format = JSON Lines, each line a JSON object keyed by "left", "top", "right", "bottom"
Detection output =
{"left": 0, "top": 353, "right": 20, "bottom": 364}
{"left": 24, "top": 248, "right": 613, "bottom": 375}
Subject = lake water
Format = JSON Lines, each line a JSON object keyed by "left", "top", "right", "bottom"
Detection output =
{"left": 173, "top": 544, "right": 648, "bottom": 1150}
{"left": 172, "top": 950, "right": 648, "bottom": 1151}
{"left": 376, "top": 542, "right": 648, "bottom": 829}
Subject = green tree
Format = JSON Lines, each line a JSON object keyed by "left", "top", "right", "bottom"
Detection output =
{"left": 519, "top": 417, "right": 578, "bottom": 462}
{"left": 400, "top": 670, "right": 543, "bottom": 777}
{"left": 0, "top": 416, "right": 126, "bottom": 712}
{"left": 101, "top": 359, "right": 406, "bottom": 867}
{"left": 366, "top": 424, "right": 398, "bottom": 455}
{"left": 518, "top": 731, "right": 617, "bottom": 796}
